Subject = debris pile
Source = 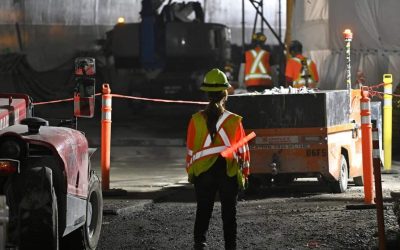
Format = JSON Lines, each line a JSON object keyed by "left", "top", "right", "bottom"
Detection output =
{"left": 233, "top": 86, "right": 318, "bottom": 96}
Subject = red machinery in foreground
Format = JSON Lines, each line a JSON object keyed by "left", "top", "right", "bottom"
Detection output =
{"left": 0, "top": 58, "right": 103, "bottom": 249}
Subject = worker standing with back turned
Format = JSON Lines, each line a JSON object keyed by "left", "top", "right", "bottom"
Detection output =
{"left": 186, "top": 68, "right": 251, "bottom": 250}
{"left": 285, "top": 40, "right": 319, "bottom": 88}
{"left": 244, "top": 32, "right": 273, "bottom": 92}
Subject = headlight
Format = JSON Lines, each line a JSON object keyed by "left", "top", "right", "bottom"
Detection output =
{"left": 0, "top": 159, "right": 19, "bottom": 175}
{"left": 0, "top": 140, "right": 21, "bottom": 159}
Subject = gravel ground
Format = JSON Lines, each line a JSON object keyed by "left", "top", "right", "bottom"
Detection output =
{"left": 98, "top": 182, "right": 400, "bottom": 250}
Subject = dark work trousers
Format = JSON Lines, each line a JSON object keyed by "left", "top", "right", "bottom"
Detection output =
{"left": 194, "top": 156, "right": 239, "bottom": 250}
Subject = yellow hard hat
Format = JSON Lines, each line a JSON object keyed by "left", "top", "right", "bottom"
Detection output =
{"left": 252, "top": 32, "right": 267, "bottom": 43}
{"left": 200, "top": 68, "right": 231, "bottom": 92}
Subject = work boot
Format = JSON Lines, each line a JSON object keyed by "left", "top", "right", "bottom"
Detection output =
{"left": 193, "top": 242, "right": 207, "bottom": 250}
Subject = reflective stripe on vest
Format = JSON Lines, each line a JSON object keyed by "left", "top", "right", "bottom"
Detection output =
{"left": 202, "top": 111, "right": 231, "bottom": 147}
{"left": 187, "top": 111, "right": 239, "bottom": 170}
{"left": 189, "top": 145, "right": 227, "bottom": 166}
{"left": 250, "top": 50, "right": 266, "bottom": 74}
{"left": 245, "top": 50, "right": 271, "bottom": 81}
{"left": 292, "top": 57, "right": 316, "bottom": 87}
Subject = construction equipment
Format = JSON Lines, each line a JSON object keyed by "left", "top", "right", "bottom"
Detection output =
{"left": 103, "top": 0, "right": 231, "bottom": 101}
{"left": 227, "top": 88, "right": 366, "bottom": 193}
{"left": 0, "top": 93, "right": 30, "bottom": 249}
{"left": 0, "top": 58, "right": 102, "bottom": 249}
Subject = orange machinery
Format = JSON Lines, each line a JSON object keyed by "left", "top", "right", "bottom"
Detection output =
{"left": 227, "top": 89, "right": 363, "bottom": 193}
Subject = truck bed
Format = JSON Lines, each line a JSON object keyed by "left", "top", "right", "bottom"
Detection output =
{"left": 226, "top": 90, "right": 351, "bottom": 129}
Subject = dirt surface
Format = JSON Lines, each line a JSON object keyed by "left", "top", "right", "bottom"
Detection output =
{"left": 98, "top": 178, "right": 400, "bottom": 250}
{"left": 34, "top": 102, "right": 400, "bottom": 249}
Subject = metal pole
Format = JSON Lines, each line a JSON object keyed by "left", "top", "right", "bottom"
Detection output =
{"left": 15, "top": 22, "right": 23, "bottom": 52}
{"left": 252, "top": 11, "right": 258, "bottom": 35}
{"left": 242, "top": 0, "right": 245, "bottom": 57}
{"left": 248, "top": 0, "right": 283, "bottom": 47}
{"left": 278, "top": 0, "right": 281, "bottom": 40}
{"left": 261, "top": 0, "right": 264, "bottom": 33}
{"left": 343, "top": 29, "right": 353, "bottom": 116}
{"left": 372, "top": 126, "right": 386, "bottom": 250}
{"left": 248, "top": 0, "right": 285, "bottom": 85}
{"left": 343, "top": 29, "right": 353, "bottom": 91}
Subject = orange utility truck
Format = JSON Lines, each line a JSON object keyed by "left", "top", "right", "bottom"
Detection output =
{"left": 227, "top": 89, "right": 364, "bottom": 193}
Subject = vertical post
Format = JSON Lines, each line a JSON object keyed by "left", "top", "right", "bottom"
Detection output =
{"left": 343, "top": 29, "right": 353, "bottom": 89}
{"left": 278, "top": 0, "right": 281, "bottom": 41}
{"left": 383, "top": 74, "right": 393, "bottom": 171}
{"left": 372, "top": 126, "right": 386, "bottom": 250}
{"left": 360, "top": 87, "right": 375, "bottom": 204}
{"left": 242, "top": 0, "right": 245, "bottom": 57}
{"left": 101, "top": 84, "right": 112, "bottom": 191}
{"left": 261, "top": 0, "right": 264, "bottom": 33}
{"left": 15, "top": 22, "right": 23, "bottom": 52}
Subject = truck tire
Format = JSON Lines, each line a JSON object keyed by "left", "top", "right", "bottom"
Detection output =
{"left": 62, "top": 173, "right": 103, "bottom": 250}
{"left": 17, "top": 167, "right": 59, "bottom": 250}
{"left": 83, "top": 174, "right": 103, "bottom": 249}
{"left": 331, "top": 154, "right": 348, "bottom": 193}
{"left": 20, "top": 187, "right": 59, "bottom": 250}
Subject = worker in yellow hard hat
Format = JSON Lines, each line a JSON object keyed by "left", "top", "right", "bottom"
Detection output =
{"left": 186, "top": 68, "right": 251, "bottom": 249}
{"left": 244, "top": 32, "right": 273, "bottom": 92}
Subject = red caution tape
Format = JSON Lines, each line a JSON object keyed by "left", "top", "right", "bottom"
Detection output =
{"left": 363, "top": 83, "right": 400, "bottom": 99}
{"left": 32, "top": 93, "right": 207, "bottom": 106}
{"left": 110, "top": 94, "right": 208, "bottom": 105}
{"left": 33, "top": 97, "right": 75, "bottom": 106}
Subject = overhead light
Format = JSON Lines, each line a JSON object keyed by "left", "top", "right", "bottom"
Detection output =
{"left": 117, "top": 17, "right": 125, "bottom": 24}
{"left": 181, "top": 39, "right": 186, "bottom": 45}
{"left": 343, "top": 29, "right": 352, "bottom": 39}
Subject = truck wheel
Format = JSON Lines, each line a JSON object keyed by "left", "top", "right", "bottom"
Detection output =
{"left": 331, "top": 154, "right": 348, "bottom": 193}
{"left": 61, "top": 174, "right": 102, "bottom": 250}
{"left": 353, "top": 176, "right": 364, "bottom": 186}
{"left": 83, "top": 174, "right": 103, "bottom": 249}
{"left": 20, "top": 186, "right": 59, "bottom": 250}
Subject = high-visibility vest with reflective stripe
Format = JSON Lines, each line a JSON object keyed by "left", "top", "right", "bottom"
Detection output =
{"left": 288, "top": 57, "right": 318, "bottom": 88}
{"left": 244, "top": 47, "right": 272, "bottom": 87}
{"left": 186, "top": 111, "right": 248, "bottom": 183}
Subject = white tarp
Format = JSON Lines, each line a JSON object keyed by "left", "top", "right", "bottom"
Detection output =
{"left": 291, "top": 0, "right": 399, "bottom": 90}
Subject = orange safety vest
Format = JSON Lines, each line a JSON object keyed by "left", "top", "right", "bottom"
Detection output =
{"left": 186, "top": 110, "right": 251, "bottom": 188}
{"left": 285, "top": 55, "right": 319, "bottom": 88}
{"left": 244, "top": 47, "right": 272, "bottom": 87}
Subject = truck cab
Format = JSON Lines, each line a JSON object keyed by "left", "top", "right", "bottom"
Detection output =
{"left": 104, "top": 1, "right": 231, "bottom": 101}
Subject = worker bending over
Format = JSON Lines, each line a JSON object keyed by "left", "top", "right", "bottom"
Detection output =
{"left": 186, "top": 68, "right": 251, "bottom": 250}
{"left": 285, "top": 40, "right": 319, "bottom": 88}
{"left": 244, "top": 32, "right": 273, "bottom": 92}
